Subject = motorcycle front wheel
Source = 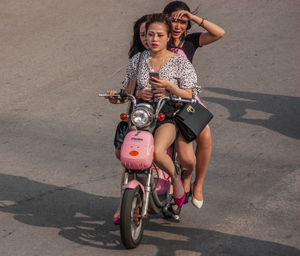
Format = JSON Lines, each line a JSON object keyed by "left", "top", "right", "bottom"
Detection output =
{"left": 120, "top": 187, "right": 144, "bottom": 249}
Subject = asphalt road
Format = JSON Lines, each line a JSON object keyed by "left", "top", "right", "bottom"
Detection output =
{"left": 0, "top": 0, "right": 299, "bottom": 255}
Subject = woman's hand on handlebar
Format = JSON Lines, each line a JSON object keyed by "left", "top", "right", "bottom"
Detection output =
{"left": 107, "top": 90, "right": 119, "bottom": 104}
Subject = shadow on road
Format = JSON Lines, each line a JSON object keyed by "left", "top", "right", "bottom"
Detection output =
{"left": 0, "top": 174, "right": 299, "bottom": 255}
{"left": 203, "top": 87, "right": 300, "bottom": 139}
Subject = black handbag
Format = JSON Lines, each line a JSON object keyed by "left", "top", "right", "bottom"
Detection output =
{"left": 113, "top": 121, "right": 129, "bottom": 148}
{"left": 174, "top": 102, "right": 213, "bottom": 142}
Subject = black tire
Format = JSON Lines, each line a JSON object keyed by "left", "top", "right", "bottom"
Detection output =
{"left": 162, "top": 205, "right": 173, "bottom": 218}
{"left": 148, "top": 192, "right": 161, "bottom": 214}
{"left": 120, "top": 187, "right": 144, "bottom": 249}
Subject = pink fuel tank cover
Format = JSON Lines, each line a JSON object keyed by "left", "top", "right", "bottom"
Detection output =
{"left": 120, "top": 130, "right": 154, "bottom": 170}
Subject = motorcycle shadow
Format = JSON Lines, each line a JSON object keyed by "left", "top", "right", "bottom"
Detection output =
{"left": 142, "top": 219, "right": 300, "bottom": 256}
{"left": 0, "top": 173, "right": 123, "bottom": 249}
{"left": 1, "top": 173, "right": 299, "bottom": 255}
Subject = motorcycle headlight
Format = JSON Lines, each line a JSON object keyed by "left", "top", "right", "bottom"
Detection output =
{"left": 131, "top": 103, "right": 154, "bottom": 128}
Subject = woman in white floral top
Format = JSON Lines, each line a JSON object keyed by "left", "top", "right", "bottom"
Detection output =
{"left": 108, "top": 13, "right": 200, "bottom": 209}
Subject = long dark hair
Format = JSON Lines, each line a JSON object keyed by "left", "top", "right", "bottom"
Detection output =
{"left": 163, "top": 1, "right": 198, "bottom": 30}
{"left": 128, "top": 15, "right": 150, "bottom": 58}
{"left": 145, "top": 13, "right": 172, "bottom": 49}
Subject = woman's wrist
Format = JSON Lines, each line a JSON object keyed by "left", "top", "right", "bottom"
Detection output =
{"left": 165, "top": 82, "right": 173, "bottom": 94}
{"left": 109, "top": 98, "right": 118, "bottom": 104}
{"left": 190, "top": 14, "right": 199, "bottom": 23}
{"left": 199, "top": 17, "right": 205, "bottom": 27}
{"left": 192, "top": 15, "right": 205, "bottom": 26}
{"left": 135, "top": 89, "right": 140, "bottom": 99}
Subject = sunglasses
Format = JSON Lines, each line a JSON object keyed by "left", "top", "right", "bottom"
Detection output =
{"left": 170, "top": 17, "right": 188, "bottom": 25}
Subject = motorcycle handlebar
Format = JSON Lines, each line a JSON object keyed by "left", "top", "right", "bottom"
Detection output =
{"left": 155, "top": 96, "right": 196, "bottom": 116}
{"left": 98, "top": 93, "right": 195, "bottom": 102}
{"left": 98, "top": 91, "right": 196, "bottom": 111}
{"left": 98, "top": 90, "right": 137, "bottom": 106}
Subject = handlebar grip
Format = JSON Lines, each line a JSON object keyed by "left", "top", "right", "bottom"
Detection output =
{"left": 98, "top": 93, "right": 120, "bottom": 97}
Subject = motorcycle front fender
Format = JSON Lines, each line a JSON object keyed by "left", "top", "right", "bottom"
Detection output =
{"left": 123, "top": 180, "right": 145, "bottom": 194}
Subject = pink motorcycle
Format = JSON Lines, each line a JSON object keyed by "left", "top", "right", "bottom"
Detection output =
{"left": 99, "top": 90, "right": 195, "bottom": 249}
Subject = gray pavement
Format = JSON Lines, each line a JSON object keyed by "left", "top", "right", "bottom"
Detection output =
{"left": 0, "top": 0, "right": 299, "bottom": 255}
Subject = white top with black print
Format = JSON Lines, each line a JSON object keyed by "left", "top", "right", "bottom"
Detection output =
{"left": 122, "top": 50, "right": 201, "bottom": 96}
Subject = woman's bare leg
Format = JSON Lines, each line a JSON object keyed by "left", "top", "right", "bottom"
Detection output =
{"left": 154, "top": 123, "right": 184, "bottom": 199}
{"left": 194, "top": 125, "right": 212, "bottom": 202}
{"left": 176, "top": 135, "right": 196, "bottom": 193}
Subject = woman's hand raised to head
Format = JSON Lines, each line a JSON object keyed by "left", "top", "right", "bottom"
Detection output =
{"left": 173, "top": 10, "right": 194, "bottom": 21}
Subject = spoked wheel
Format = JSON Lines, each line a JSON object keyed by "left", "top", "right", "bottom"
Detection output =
{"left": 120, "top": 187, "right": 144, "bottom": 249}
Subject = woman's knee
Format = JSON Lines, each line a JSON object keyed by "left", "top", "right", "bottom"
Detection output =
{"left": 154, "top": 123, "right": 176, "bottom": 161}
{"left": 177, "top": 146, "right": 196, "bottom": 167}
{"left": 176, "top": 136, "right": 196, "bottom": 168}
{"left": 180, "top": 153, "right": 196, "bottom": 168}
{"left": 196, "top": 126, "right": 212, "bottom": 148}
{"left": 154, "top": 145, "right": 166, "bottom": 163}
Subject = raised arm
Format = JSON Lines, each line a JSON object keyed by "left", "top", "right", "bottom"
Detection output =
{"left": 175, "top": 10, "right": 225, "bottom": 46}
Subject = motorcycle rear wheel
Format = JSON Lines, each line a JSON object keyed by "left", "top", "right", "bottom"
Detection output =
{"left": 120, "top": 187, "right": 144, "bottom": 249}
{"left": 148, "top": 191, "right": 162, "bottom": 214}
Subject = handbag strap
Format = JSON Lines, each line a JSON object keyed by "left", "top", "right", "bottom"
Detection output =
{"left": 130, "top": 52, "right": 143, "bottom": 95}
{"left": 127, "top": 52, "right": 143, "bottom": 114}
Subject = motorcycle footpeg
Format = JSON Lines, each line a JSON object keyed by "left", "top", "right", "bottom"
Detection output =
{"left": 162, "top": 205, "right": 181, "bottom": 221}
{"left": 162, "top": 205, "right": 173, "bottom": 217}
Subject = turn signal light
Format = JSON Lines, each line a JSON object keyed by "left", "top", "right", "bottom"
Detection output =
{"left": 157, "top": 113, "right": 165, "bottom": 121}
{"left": 120, "top": 113, "right": 127, "bottom": 120}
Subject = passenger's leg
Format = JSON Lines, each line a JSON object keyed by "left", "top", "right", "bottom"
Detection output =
{"left": 154, "top": 123, "right": 184, "bottom": 200}
{"left": 176, "top": 135, "right": 196, "bottom": 193}
{"left": 193, "top": 125, "right": 212, "bottom": 204}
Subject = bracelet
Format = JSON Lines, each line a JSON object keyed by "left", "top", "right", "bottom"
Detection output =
{"left": 199, "top": 18, "right": 205, "bottom": 27}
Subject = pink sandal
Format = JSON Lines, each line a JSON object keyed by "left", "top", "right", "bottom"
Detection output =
{"left": 174, "top": 193, "right": 186, "bottom": 207}
{"left": 112, "top": 217, "right": 120, "bottom": 225}
{"left": 173, "top": 179, "right": 186, "bottom": 207}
